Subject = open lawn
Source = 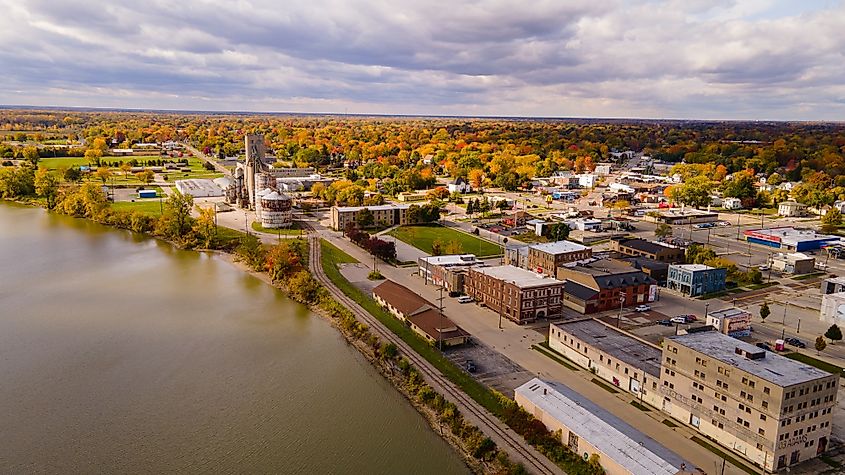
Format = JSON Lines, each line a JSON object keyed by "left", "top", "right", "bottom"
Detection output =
{"left": 110, "top": 199, "right": 163, "bottom": 217}
{"left": 387, "top": 224, "right": 502, "bottom": 257}
{"left": 251, "top": 220, "right": 306, "bottom": 235}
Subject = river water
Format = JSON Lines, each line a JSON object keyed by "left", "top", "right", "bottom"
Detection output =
{"left": 0, "top": 204, "right": 467, "bottom": 474}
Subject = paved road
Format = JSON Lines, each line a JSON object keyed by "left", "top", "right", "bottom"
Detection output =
{"left": 305, "top": 233, "right": 564, "bottom": 475}
{"left": 312, "top": 218, "right": 745, "bottom": 475}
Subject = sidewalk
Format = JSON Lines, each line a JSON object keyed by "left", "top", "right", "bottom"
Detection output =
{"left": 314, "top": 219, "right": 750, "bottom": 475}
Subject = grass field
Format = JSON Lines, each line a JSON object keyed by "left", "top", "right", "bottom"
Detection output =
{"left": 319, "top": 238, "right": 502, "bottom": 413}
{"left": 110, "top": 199, "right": 164, "bottom": 216}
{"left": 387, "top": 224, "right": 502, "bottom": 257}
{"left": 251, "top": 221, "right": 305, "bottom": 235}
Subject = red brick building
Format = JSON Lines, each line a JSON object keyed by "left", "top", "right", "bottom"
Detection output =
{"left": 465, "top": 265, "right": 565, "bottom": 324}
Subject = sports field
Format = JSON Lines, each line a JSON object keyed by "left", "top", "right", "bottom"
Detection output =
{"left": 387, "top": 224, "right": 501, "bottom": 257}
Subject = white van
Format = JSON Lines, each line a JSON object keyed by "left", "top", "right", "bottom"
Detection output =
{"left": 457, "top": 296, "right": 474, "bottom": 304}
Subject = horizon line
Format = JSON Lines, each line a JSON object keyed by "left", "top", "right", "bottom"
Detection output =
{"left": 1, "top": 104, "right": 843, "bottom": 125}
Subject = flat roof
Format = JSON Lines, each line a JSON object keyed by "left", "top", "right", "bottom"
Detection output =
{"left": 746, "top": 227, "right": 841, "bottom": 246}
{"left": 333, "top": 203, "right": 412, "bottom": 212}
{"left": 553, "top": 319, "right": 662, "bottom": 377}
{"left": 707, "top": 307, "right": 751, "bottom": 320}
{"left": 668, "top": 332, "right": 831, "bottom": 387}
{"left": 516, "top": 379, "right": 688, "bottom": 475}
{"left": 471, "top": 265, "right": 563, "bottom": 289}
{"left": 659, "top": 208, "right": 717, "bottom": 217}
{"left": 529, "top": 240, "right": 588, "bottom": 254}
{"left": 419, "top": 254, "right": 479, "bottom": 266}
{"left": 615, "top": 238, "right": 680, "bottom": 255}
{"left": 670, "top": 264, "right": 714, "bottom": 272}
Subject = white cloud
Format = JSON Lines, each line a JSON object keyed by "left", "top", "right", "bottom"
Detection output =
{"left": 0, "top": 0, "right": 843, "bottom": 119}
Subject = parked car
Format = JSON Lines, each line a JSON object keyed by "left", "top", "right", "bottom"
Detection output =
{"left": 634, "top": 304, "right": 651, "bottom": 312}
{"left": 448, "top": 291, "right": 461, "bottom": 298}
{"left": 457, "top": 296, "right": 474, "bottom": 304}
{"left": 674, "top": 314, "right": 697, "bottom": 323}
{"left": 657, "top": 319, "right": 674, "bottom": 326}
{"left": 785, "top": 337, "right": 806, "bottom": 348}
{"left": 670, "top": 316, "right": 688, "bottom": 324}
{"left": 756, "top": 342, "right": 772, "bottom": 351}
{"left": 718, "top": 221, "right": 731, "bottom": 227}
{"left": 759, "top": 265, "right": 770, "bottom": 271}
{"left": 465, "top": 360, "right": 477, "bottom": 373}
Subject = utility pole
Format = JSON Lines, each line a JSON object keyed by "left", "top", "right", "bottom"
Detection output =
{"left": 438, "top": 286, "right": 445, "bottom": 351}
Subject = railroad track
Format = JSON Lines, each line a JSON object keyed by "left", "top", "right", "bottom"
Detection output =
{"left": 301, "top": 224, "right": 561, "bottom": 475}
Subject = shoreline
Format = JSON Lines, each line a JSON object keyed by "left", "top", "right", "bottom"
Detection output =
{"left": 2, "top": 198, "right": 519, "bottom": 474}
{"left": 216, "top": 251, "right": 484, "bottom": 473}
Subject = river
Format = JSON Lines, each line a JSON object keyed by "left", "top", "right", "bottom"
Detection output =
{"left": 0, "top": 203, "right": 468, "bottom": 474}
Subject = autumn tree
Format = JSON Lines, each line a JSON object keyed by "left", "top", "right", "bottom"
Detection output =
{"left": 22, "top": 146, "right": 40, "bottom": 165}
{"left": 119, "top": 162, "right": 132, "bottom": 179}
{"left": 192, "top": 205, "right": 217, "bottom": 248}
{"left": 94, "top": 166, "right": 112, "bottom": 184}
{"left": 34, "top": 167, "right": 60, "bottom": 209}
{"left": 136, "top": 170, "right": 155, "bottom": 185}
{"left": 468, "top": 169, "right": 484, "bottom": 190}
{"left": 84, "top": 148, "right": 103, "bottom": 166}
{"left": 816, "top": 336, "right": 827, "bottom": 355}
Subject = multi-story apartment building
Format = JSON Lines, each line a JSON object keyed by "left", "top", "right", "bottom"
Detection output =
{"left": 465, "top": 265, "right": 565, "bottom": 323}
{"left": 666, "top": 264, "right": 727, "bottom": 297}
{"left": 330, "top": 204, "right": 411, "bottom": 230}
{"left": 527, "top": 241, "right": 592, "bottom": 276}
{"left": 610, "top": 237, "right": 685, "bottom": 263}
{"left": 661, "top": 332, "right": 838, "bottom": 472}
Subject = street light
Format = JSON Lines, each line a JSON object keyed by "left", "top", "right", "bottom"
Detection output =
{"left": 617, "top": 294, "right": 625, "bottom": 328}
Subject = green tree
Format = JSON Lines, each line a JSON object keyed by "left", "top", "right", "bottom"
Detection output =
{"left": 158, "top": 190, "right": 194, "bottom": 239}
{"left": 356, "top": 207, "right": 375, "bottom": 228}
{"left": 654, "top": 223, "right": 673, "bottom": 239}
{"left": 546, "top": 223, "right": 571, "bottom": 242}
{"left": 822, "top": 208, "right": 842, "bottom": 226}
{"left": 816, "top": 335, "right": 827, "bottom": 355}
{"left": 669, "top": 175, "right": 714, "bottom": 208}
{"left": 34, "top": 167, "right": 60, "bottom": 209}
{"left": 759, "top": 302, "right": 770, "bottom": 321}
{"left": 824, "top": 324, "right": 842, "bottom": 343}
{"left": 64, "top": 166, "right": 83, "bottom": 183}
{"left": 234, "top": 234, "right": 266, "bottom": 271}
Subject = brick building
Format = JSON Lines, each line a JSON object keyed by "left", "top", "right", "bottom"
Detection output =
{"left": 556, "top": 260, "right": 657, "bottom": 314}
{"left": 610, "top": 237, "right": 685, "bottom": 263}
{"left": 465, "top": 265, "right": 565, "bottom": 323}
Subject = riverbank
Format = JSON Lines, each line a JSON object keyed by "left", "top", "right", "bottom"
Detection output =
{"left": 4, "top": 196, "right": 525, "bottom": 473}
{"left": 221, "top": 252, "right": 497, "bottom": 474}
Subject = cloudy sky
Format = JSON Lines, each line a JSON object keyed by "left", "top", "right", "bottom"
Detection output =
{"left": 1, "top": 0, "right": 843, "bottom": 120}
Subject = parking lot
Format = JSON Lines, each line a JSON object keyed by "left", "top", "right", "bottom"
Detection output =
{"left": 444, "top": 339, "right": 536, "bottom": 396}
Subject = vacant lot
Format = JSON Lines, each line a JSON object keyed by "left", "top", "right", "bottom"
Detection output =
{"left": 110, "top": 199, "right": 163, "bottom": 216}
{"left": 388, "top": 224, "right": 501, "bottom": 257}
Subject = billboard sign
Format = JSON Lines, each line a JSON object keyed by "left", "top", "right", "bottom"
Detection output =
{"left": 726, "top": 312, "right": 752, "bottom": 337}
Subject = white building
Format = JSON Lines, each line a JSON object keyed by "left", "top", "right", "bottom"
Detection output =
{"left": 515, "top": 378, "right": 689, "bottom": 475}
{"left": 577, "top": 174, "right": 597, "bottom": 189}
{"left": 594, "top": 164, "right": 612, "bottom": 176}
{"left": 723, "top": 197, "right": 743, "bottom": 210}
{"left": 565, "top": 217, "right": 602, "bottom": 232}
{"left": 447, "top": 177, "right": 472, "bottom": 194}
{"left": 778, "top": 201, "right": 807, "bottom": 217}
{"left": 821, "top": 292, "right": 845, "bottom": 324}
{"left": 609, "top": 182, "right": 635, "bottom": 194}
{"left": 175, "top": 179, "right": 224, "bottom": 197}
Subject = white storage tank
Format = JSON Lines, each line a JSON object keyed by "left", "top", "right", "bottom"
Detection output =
{"left": 260, "top": 191, "right": 292, "bottom": 228}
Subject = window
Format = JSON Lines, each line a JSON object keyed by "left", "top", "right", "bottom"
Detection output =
{"left": 759, "top": 428, "right": 765, "bottom": 435}
{"left": 764, "top": 387, "right": 770, "bottom": 395}
{"left": 760, "top": 414, "right": 767, "bottom": 421}
{"left": 762, "top": 401, "right": 769, "bottom": 409}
